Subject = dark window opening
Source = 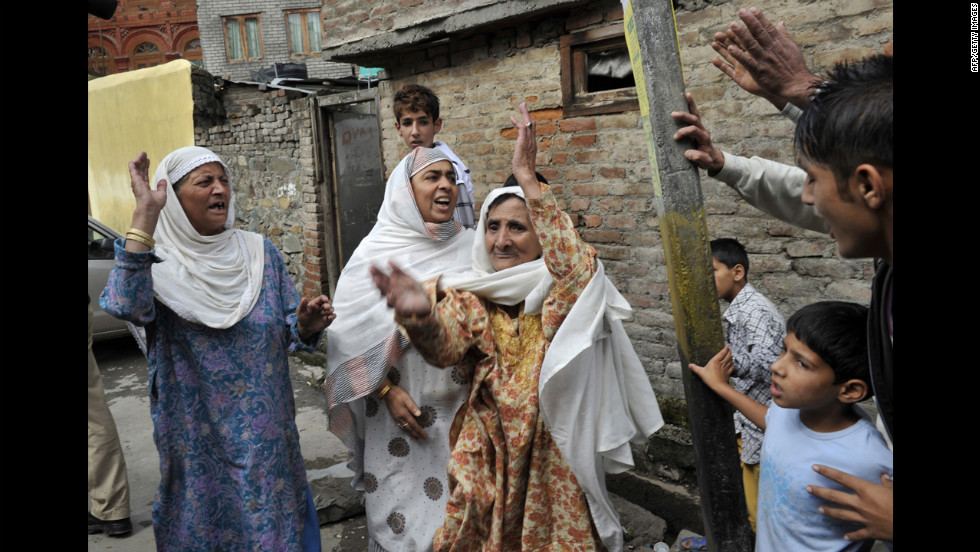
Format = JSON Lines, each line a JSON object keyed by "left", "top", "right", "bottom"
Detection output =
{"left": 560, "top": 24, "right": 638, "bottom": 117}
{"left": 586, "top": 48, "right": 635, "bottom": 92}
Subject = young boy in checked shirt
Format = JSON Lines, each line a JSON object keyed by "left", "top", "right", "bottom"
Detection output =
{"left": 710, "top": 237, "right": 785, "bottom": 532}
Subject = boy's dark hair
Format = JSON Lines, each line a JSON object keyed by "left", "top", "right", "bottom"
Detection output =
{"left": 710, "top": 238, "right": 749, "bottom": 277}
{"left": 393, "top": 83, "right": 440, "bottom": 122}
{"left": 786, "top": 301, "right": 871, "bottom": 395}
{"left": 794, "top": 54, "right": 893, "bottom": 197}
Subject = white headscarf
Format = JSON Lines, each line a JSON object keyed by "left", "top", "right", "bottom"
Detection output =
{"left": 149, "top": 146, "right": 266, "bottom": 329}
{"left": 439, "top": 186, "right": 552, "bottom": 311}
{"left": 325, "top": 147, "right": 475, "bottom": 473}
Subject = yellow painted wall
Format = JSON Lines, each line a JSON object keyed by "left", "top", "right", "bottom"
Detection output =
{"left": 88, "top": 59, "right": 197, "bottom": 234}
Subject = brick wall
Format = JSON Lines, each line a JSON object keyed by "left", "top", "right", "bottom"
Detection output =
{"left": 197, "top": 0, "right": 353, "bottom": 81}
{"left": 372, "top": 0, "right": 892, "bottom": 400}
{"left": 193, "top": 84, "right": 329, "bottom": 303}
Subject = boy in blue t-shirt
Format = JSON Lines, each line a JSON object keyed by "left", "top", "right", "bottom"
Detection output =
{"left": 392, "top": 83, "right": 476, "bottom": 229}
{"left": 689, "top": 301, "right": 892, "bottom": 551}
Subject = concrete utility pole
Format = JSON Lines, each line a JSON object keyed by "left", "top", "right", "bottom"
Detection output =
{"left": 621, "top": 1, "right": 754, "bottom": 550}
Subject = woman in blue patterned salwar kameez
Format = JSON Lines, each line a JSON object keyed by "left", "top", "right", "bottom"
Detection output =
{"left": 99, "top": 147, "right": 334, "bottom": 552}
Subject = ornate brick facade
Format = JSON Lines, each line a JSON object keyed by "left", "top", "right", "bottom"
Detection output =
{"left": 88, "top": 0, "right": 201, "bottom": 76}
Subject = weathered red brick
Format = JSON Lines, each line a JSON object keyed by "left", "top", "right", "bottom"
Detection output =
{"left": 599, "top": 166, "right": 626, "bottom": 179}
{"left": 560, "top": 118, "right": 597, "bottom": 132}
{"left": 565, "top": 167, "right": 594, "bottom": 181}
{"left": 605, "top": 213, "right": 636, "bottom": 228}
{"left": 580, "top": 229, "right": 622, "bottom": 243}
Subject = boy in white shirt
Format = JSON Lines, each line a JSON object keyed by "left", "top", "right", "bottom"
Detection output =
{"left": 393, "top": 83, "right": 476, "bottom": 228}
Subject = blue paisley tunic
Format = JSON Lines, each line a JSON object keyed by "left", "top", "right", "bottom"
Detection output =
{"left": 100, "top": 238, "right": 320, "bottom": 552}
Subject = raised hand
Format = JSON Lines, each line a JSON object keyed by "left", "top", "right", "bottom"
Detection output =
{"left": 509, "top": 101, "right": 541, "bottom": 199}
{"left": 723, "top": 7, "right": 822, "bottom": 109}
{"left": 129, "top": 152, "right": 168, "bottom": 215}
{"left": 711, "top": 32, "right": 782, "bottom": 108}
{"left": 126, "top": 151, "right": 168, "bottom": 252}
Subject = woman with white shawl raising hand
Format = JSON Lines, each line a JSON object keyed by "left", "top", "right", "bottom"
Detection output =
{"left": 100, "top": 146, "right": 333, "bottom": 552}
{"left": 324, "top": 146, "right": 475, "bottom": 552}
{"left": 372, "top": 102, "right": 665, "bottom": 552}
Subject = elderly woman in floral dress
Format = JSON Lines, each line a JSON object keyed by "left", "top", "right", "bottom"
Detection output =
{"left": 372, "top": 103, "right": 664, "bottom": 552}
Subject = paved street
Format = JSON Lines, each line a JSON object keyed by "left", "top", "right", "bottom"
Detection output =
{"left": 88, "top": 335, "right": 891, "bottom": 552}
{"left": 88, "top": 335, "right": 369, "bottom": 551}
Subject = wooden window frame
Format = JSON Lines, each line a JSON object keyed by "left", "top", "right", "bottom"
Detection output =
{"left": 131, "top": 40, "right": 165, "bottom": 69}
{"left": 560, "top": 24, "right": 638, "bottom": 118}
{"left": 285, "top": 8, "right": 322, "bottom": 57}
{"left": 134, "top": 42, "right": 159, "bottom": 55}
{"left": 183, "top": 38, "right": 203, "bottom": 67}
{"left": 89, "top": 45, "right": 113, "bottom": 76}
{"left": 223, "top": 14, "right": 264, "bottom": 62}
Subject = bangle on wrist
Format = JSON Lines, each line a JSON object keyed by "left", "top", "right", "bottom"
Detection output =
{"left": 376, "top": 383, "right": 392, "bottom": 401}
{"left": 127, "top": 227, "right": 154, "bottom": 241}
{"left": 126, "top": 232, "right": 155, "bottom": 249}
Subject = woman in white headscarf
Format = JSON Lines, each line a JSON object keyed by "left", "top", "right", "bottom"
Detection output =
{"left": 324, "top": 146, "right": 475, "bottom": 552}
{"left": 371, "top": 103, "right": 665, "bottom": 552}
{"left": 99, "top": 146, "right": 334, "bottom": 552}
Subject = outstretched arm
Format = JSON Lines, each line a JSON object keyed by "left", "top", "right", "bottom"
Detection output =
{"left": 719, "top": 7, "right": 822, "bottom": 110}
{"left": 688, "top": 346, "right": 769, "bottom": 429}
{"left": 370, "top": 262, "right": 433, "bottom": 317}
{"left": 807, "top": 466, "right": 894, "bottom": 543}
{"left": 671, "top": 92, "right": 726, "bottom": 174}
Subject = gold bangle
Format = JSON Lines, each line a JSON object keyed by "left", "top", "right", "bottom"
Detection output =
{"left": 127, "top": 228, "right": 154, "bottom": 241}
{"left": 376, "top": 383, "right": 392, "bottom": 401}
{"left": 126, "top": 233, "right": 155, "bottom": 249}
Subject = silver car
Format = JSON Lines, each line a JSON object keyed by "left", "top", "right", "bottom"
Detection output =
{"left": 88, "top": 216, "right": 132, "bottom": 341}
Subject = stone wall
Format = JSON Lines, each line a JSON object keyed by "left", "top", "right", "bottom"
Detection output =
{"left": 197, "top": 0, "right": 354, "bottom": 81}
